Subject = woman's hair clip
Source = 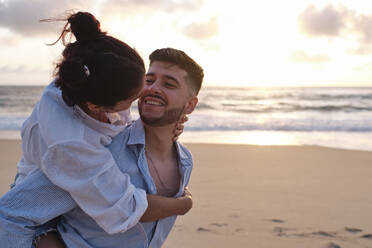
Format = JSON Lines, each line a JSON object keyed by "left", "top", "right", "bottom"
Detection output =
{"left": 83, "top": 65, "right": 90, "bottom": 77}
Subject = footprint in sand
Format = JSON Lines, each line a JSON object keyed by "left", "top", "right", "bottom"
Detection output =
{"left": 268, "top": 219, "right": 285, "bottom": 223}
{"left": 323, "top": 242, "right": 341, "bottom": 248}
{"left": 311, "top": 231, "right": 338, "bottom": 238}
{"left": 197, "top": 227, "right": 212, "bottom": 232}
{"left": 360, "top": 234, "right": 372, "bottom": 239}
{"left": 273, "top": 228, "right": 342, "bottom": 240}
{"left": 273, "top": 226, "right": 296, "bottom": 236}
{"left": 344, "top": 227, "right": 363, "bottom": 233}
{"left": 210, "top": 223, "right": 228, "bottom": 227}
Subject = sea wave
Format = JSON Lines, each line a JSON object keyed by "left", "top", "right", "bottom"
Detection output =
{"left": 197, "top": 103, "right": 372, "bottom": 113}
{"left": 2, "top": 86, "right": 372, "bottom": 134}
{"left": 3, "top": 113, "right": 372, "bottom": 133}
{"left": 185, "top": 112, "right": 372, "bottom": 132}
{"left": 185, "top": 122, "right": 372, "bottom": 132}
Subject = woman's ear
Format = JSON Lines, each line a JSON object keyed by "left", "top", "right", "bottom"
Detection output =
{"left": 86, "top": 102, "right": 105, "bottom": 113}
{"left": 184, "top": 96, "right": 198, "bottom": 115}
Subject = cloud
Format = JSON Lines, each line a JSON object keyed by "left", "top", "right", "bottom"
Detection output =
{"left": 298, "top": 5, "right": 345, "bottom": 37}
{"left": 183, "top": 17, "right": 218, "bottom": 40}
{"left": 352, "top": 14, "right": 372, "bottom": 43}
{"left": 298, "top": 4, "right": 372, "bottom": 55}
{"left": 291, "top": 51, "right": 331, "bottom": 63}
{"left": 101, "top": 0, "right": 204, "bottom": 14}
{"left": 0, "top": 0, "right": 94, "bottom": 37}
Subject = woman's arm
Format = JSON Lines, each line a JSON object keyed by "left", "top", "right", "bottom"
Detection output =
{"left": 35, "top": 189, "right": 193, "bottom": 248}
{"left": 0, "top": 169, "right": 192, "bottom": 247}
{"left": 41, "top": 140, "right": 149, "bottom": 235}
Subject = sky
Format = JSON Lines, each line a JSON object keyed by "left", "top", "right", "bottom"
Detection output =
{"left": 1, "top": 0, "right": 372, "bottom": 87}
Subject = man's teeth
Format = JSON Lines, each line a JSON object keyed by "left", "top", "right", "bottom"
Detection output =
{"left": 146, "top": 100, "right": 162, "bottom": 106}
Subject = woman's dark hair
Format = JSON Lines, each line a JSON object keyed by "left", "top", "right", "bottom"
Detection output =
{"left": 44, "top": 12, "right": 145, "bottom": 107}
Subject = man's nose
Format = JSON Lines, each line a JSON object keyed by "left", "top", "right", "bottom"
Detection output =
{"left": 147, "top": 81, "right": 161, "bottom": 93}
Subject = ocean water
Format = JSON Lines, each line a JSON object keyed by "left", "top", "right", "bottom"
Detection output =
{"left": 1, "top": 85, "right": 372, "bottom": 151}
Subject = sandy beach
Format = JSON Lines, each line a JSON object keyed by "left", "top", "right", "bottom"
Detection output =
{"left": 1, "top": 140, "right": 372, "bottom": 248}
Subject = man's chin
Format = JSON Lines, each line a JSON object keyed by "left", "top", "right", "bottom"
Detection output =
{"left": 139, "top": 106, "right": 184, "bottom": 127}
{"left": 141, "top": 114, "right": 181, "bottom": 127}
{"left": 140, "top": 116, "right": 169, "bottom": 127}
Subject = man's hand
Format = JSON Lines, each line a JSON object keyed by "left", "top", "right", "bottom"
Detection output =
{"left": 140, "top": 187, "right": 193, "bottom": 222}
{"left": 173, "top": 114, "right": 188, "bottom": 141}
{"left": 178, "top": 187, "right": 193, "bottom": 215}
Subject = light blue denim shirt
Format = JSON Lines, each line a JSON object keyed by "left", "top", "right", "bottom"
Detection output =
{"left": 0, "top": 119, "right": 193, "bottom": 248}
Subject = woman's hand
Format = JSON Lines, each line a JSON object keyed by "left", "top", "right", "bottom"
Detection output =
{"left": 173, "top": 114, "right": 188, "bottom": 142}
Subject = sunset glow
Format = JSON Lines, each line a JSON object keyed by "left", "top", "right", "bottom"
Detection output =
{"left": 1, "top": 0, "right": 372, "bottom": 87}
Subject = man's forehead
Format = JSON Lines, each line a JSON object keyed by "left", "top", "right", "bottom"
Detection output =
{"left": 147, "top": 61, "right": 187, "bottom": 78}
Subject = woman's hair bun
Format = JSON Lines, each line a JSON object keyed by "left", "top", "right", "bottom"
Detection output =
{"left": 58, "top": 57, "right": 88, "bottom": 90}
{"left": 68, "top": 12, "right": 101, "bottom": 42}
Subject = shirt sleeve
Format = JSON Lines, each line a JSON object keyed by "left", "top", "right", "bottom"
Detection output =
{"left": 41, "top": 140, "right": 148, "bottom": 235}
{"left": 0, "top": 169, "right": 75, "bottom": 247}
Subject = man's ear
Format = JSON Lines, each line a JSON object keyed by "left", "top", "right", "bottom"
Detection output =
{"left": 184, "top": 96, "right": 198, "bottom": 115}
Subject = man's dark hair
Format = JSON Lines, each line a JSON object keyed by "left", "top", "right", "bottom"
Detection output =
{"left": 149, "top": 48, "right": 204, "bottom": 95}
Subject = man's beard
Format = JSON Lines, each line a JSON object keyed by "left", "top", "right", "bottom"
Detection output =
{"left": 139, "top": 104, "right": 184, "bottom": 127}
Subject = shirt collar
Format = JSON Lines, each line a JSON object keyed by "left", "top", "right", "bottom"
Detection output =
{"left": 174, "top": 142, "right": 191, "bottom": 162}
{"left": 127, "top": 119, "right": 191, "bottom": 165}
{"left": 72, "top": 104, "right": 126, "bottom": 138}
{"left": 51, "top": 81, "right": 127, "bottom": 138}
{"left": 127, "top": 119, "right": 146, "bottom": 146}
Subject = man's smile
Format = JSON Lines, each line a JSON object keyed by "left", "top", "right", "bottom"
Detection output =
{"left": 142, "top": 94, "right": 167, "bottom": 106}
{"left": 145, "top": 100, "right": 163, "bottom": 106}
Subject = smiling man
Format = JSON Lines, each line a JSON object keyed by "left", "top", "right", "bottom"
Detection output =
{"left": 57, "top": 48, "right": 203, "bottom": 247}
{"left": 0, "top": 48, "right": 204, "bottom": 248}
{"left": 137, "top": 49, "right": 201, "bottom": 199}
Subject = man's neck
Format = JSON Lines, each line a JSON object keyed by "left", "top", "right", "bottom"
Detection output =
{"left": 143, "top": 121, "right": 175, "bottom": 160}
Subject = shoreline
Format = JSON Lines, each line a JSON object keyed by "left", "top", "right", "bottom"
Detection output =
{"left": 2, "top": 129, "right": 372, "bottom": 152}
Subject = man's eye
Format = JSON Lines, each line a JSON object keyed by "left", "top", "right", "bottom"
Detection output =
{"left": 145, "top": 79, "right": 154, "bottom": 84}
{"left": 165, "top": 82, "right": 176, "bottom": 88}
